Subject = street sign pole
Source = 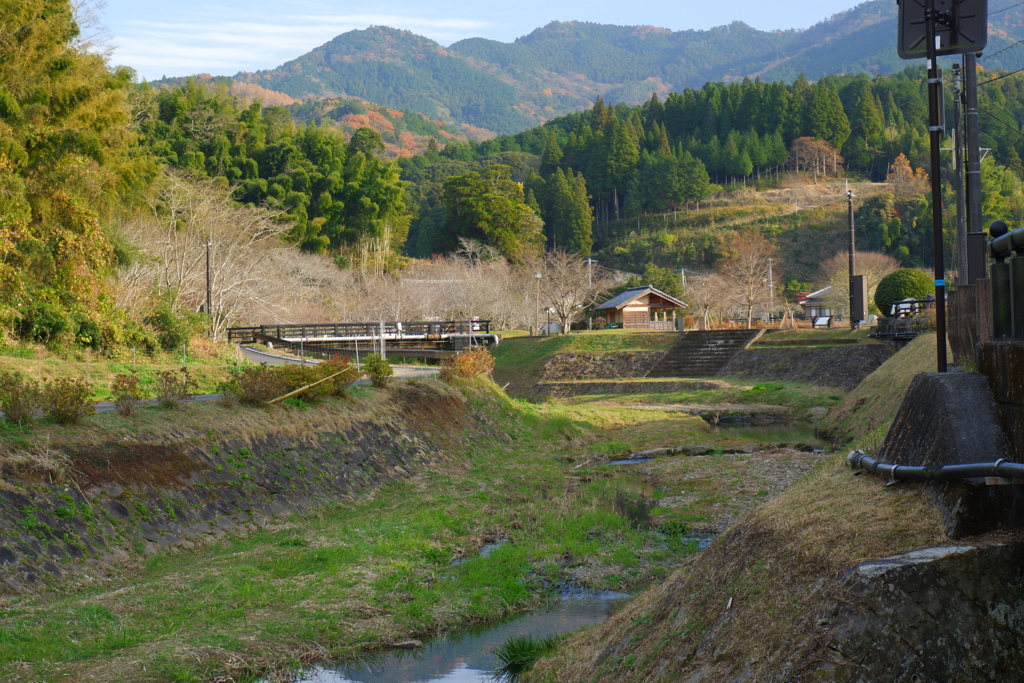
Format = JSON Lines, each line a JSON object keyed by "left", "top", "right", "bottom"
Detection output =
{"left": 925, "top": 0, "right": 948, "bottom": 373}
{"left": 898, "top": 0, "right": 989, "bottom": 372}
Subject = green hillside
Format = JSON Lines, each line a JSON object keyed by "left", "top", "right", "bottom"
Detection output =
{"left": 213, "top": 0, "right": 1024, "bottom": 136}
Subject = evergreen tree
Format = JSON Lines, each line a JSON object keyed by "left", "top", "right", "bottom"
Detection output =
{"left": 808, "top": 81, "right": 851, "bottom": 152}
{"left": 547, "top": 168, "right": 593, "bottom": 255}
{"left": 436, "top": 165, "right": 544, "bottom": 262}
{"left": 540, "top": 135, "right": 563, "bottom": 175}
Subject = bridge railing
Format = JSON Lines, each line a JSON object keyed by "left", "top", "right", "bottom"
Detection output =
{"left": 227, "top": 320, "right": 492, "bottom": 343}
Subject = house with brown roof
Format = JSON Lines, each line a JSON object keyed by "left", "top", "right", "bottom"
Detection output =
{"left": 595, "top": 285, "right": 687, "bottom": 330}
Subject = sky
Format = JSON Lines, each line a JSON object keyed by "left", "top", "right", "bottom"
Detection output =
{"left": 96, "top": 0, "right": 868, "bottom": 81}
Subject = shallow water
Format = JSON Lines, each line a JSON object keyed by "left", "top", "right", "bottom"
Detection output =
{"left": 716, "top": 423, "right": 827, "bottom": 447}
{"left": 286, "top": 592, "right": 630, "bottom": 683}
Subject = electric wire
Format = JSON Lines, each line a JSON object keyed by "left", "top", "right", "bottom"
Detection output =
{"left": 978, "top": 107, "right": 1024, "bottom": 142}
{"left": 979, "top": 38, "right": 1024, "bottom": 62}
{"left": 991, "top": 0, "right": 1024, "bottom": 14}
{"left": 979, "top": 68, "right": 1024, "bottom": 86}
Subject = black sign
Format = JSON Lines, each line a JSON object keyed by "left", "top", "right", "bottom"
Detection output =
{"left": 897, "top": 0, "right": 988, "bottom": 59}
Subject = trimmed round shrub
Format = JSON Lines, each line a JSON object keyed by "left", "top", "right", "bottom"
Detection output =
{"left": 874, "top": 268, "right": 933, "bottom": 316}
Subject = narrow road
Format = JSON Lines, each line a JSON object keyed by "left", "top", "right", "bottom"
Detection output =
{"left": 240, "top": 346, "right": 439, "bottom": 381}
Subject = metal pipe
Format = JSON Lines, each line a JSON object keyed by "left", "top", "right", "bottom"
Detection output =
{"left": 847, "top": 450, "right": 1024, "bottom": 481}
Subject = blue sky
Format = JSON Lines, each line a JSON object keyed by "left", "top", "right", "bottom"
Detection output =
{"left": 97, "top": 0, "right": 868, "bottom": 81}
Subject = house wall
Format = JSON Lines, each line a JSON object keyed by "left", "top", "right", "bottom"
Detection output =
{"left": 623, "top": 305, "right": 650, "bottom": 329}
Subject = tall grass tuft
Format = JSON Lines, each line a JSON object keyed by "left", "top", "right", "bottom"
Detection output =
{"left": 492, "top": 633, "right": 565, "bottom": 683}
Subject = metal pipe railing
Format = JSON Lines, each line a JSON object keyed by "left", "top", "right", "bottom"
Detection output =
{"left": 847, "top": 450, "right": 1024, "bottom": 481}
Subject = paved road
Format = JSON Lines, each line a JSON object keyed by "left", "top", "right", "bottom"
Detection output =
{"left": 81, "top": 349, "right": 437, "bottom": 415}
{"left": 240, "top": 346, "right": 439, "bottom": 381}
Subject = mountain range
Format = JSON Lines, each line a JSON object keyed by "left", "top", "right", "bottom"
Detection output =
{"left": 160, "top": 0, "right": 1024, "bottom": 136}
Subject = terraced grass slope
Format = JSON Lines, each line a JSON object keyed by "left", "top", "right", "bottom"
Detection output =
{"left": 492, "top": 331, "right": 678, "bottom": 399}
{"left": 529, "top": 333, "right": 955, "bottom": 682}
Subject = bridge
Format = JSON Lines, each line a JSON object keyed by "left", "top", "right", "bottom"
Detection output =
{"left": 227, "top": 320, "right": 498, "bottom": 360}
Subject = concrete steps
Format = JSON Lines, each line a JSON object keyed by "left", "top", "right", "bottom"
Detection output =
{"left": 646, "top": 329, "right": 764, "bottom": 378}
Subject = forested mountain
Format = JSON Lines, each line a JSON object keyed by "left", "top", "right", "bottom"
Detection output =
{"left": 215, "top": 0, "right": 1024, "bottom": 135}
{"left": 400, "top": 65, "right": 1024, "bottom": 279}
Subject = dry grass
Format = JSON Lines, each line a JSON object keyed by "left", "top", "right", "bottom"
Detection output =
{"left": 815, "top": 332, "right": 950, "bottom": 447}
{"left": 0, "top": 445, "right": 73, "bottom": 483}
{"left": 529, "top": 454, "right": 948, "bottom": 683}
{"left": 0, "top": 381, "right": 471, "bottom": 491}
{"left": 528, "top": 333, "right": 959, "bottom": 683}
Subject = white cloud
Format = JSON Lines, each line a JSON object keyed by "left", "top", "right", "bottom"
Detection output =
{"left": 110, "top": 12, "right": 491, "bottom": 80}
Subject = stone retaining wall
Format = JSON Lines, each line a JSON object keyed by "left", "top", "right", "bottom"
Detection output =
{"left": 537, "top": 379, "right": 726, "bottom": 399}
{"left": 540, "top": 352, "right": 665, "bottom": 382}
{"left": 0, "top": 383, "right": 479, "bottom": 593}
{"left": 814, "top": 538, "right": 1024, "bottom": 681}
{"left": 716, "top": 343, "right": 895, "bottom": 391}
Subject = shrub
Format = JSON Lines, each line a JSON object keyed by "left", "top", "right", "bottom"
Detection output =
{"left": 155, "top": 367, "right": 198, "bottom": 408}
{"left": 111, "top": 372, "right": 146, "bottom": 417}
{"left": 145, "top": 306, "right": 207, "bottom": 352}
{"left": 0, "top": 371, "right": 41, "bottom": 426}
{"left": 71, "top": 310, "right": 101, "bottom": 349}
{"left": 316, "top": 355, "right": 361, "bottom": 396}
{"left": 874, "top": 268, "right": 933, "bottom": 316}
{"left": 363, "top": 354, "right": 393, "bottom": 388}
{"left": 42, "top": 377, "right": 95, "bottom": 425}
{"left": 20, "top": 303, "right": 69, "bottom": 345}
{"left": 229, "top": 364, "right": 288, "bottom": 406}
{"left": 440, "top": 347, "right": 496, "bottom": 381}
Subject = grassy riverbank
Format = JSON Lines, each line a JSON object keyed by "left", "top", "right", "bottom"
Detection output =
{"left": 0, "top": 339, "right": 237, "bottom": 402}
{"left": 0, "top": 374, "right": 837, "bottom": 683}
{"left": 528, "top": 334, "right": 956, "bottom": 682}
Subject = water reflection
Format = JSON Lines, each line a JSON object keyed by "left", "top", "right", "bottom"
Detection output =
{"left": 289, "top": 592, "right": 629, "bottom": 683}
{"left": 716, "top": 423, "right": 827, "bottom": 447}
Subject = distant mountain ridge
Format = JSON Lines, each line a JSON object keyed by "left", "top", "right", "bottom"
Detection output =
{"left": 195, "top": 0, "right": 1024, "bottom": 135}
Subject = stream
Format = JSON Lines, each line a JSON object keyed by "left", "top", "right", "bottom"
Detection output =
{"left": 282, "top": 592, "right": 630, "bottom": 683}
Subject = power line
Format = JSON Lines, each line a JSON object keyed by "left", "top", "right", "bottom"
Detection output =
{"left": 979, "top": 38, "right": 1024, "bottom": 62}
{"left": 991, "top": 0, "right": 1024, "bottom": 14}
{"left": 979, "top": 67, "right": 1024, "bottom": 86}
{"left": 978, "top": 107, "right": 1024, "bottom": 142}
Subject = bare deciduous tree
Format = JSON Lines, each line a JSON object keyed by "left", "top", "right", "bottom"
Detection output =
{"left": 117, "top": 173, "right": 291, "bottom": 339}
{"left": 685, "top": 273, "right": 729, "bottom": 330}
{"left": 819, "top": 250, "right": 901, "bottom": 316}
{"left": 720, "top": 235, "right": 777, "bottom": 329}
{"left": 531, "top": 248, "right": 616, "bottom": 333}
{"left": 790, "top": 137, "right": 844, "bottom": 182}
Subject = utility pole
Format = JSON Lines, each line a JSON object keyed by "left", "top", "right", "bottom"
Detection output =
{"left": 205, "top": 239, "right": 213, "bottom": 338}
{"left": 534, "top": 272, "right": 542, "bottom": 336}
{"left": 965, "top": 52, "right": 983, "bottom": 238}
{"left": 847, "top": 186, "right": 856, "bottom": 329}
{"left": 952, "top": 62, "right": 968, "bottom": 280}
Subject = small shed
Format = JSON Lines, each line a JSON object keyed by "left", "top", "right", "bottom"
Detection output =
{"left": 798, "top": 286, "right": 834, "bottom": 319}
{"left": 596, "top": 285, "right": 687, "bottom": 330}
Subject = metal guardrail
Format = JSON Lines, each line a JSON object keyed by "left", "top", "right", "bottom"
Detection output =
{"left": 227, "top": 320, "right": 492, "bottom": 344}
{"left": 871, "top": 317, "right": 932, "bottom": 341}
